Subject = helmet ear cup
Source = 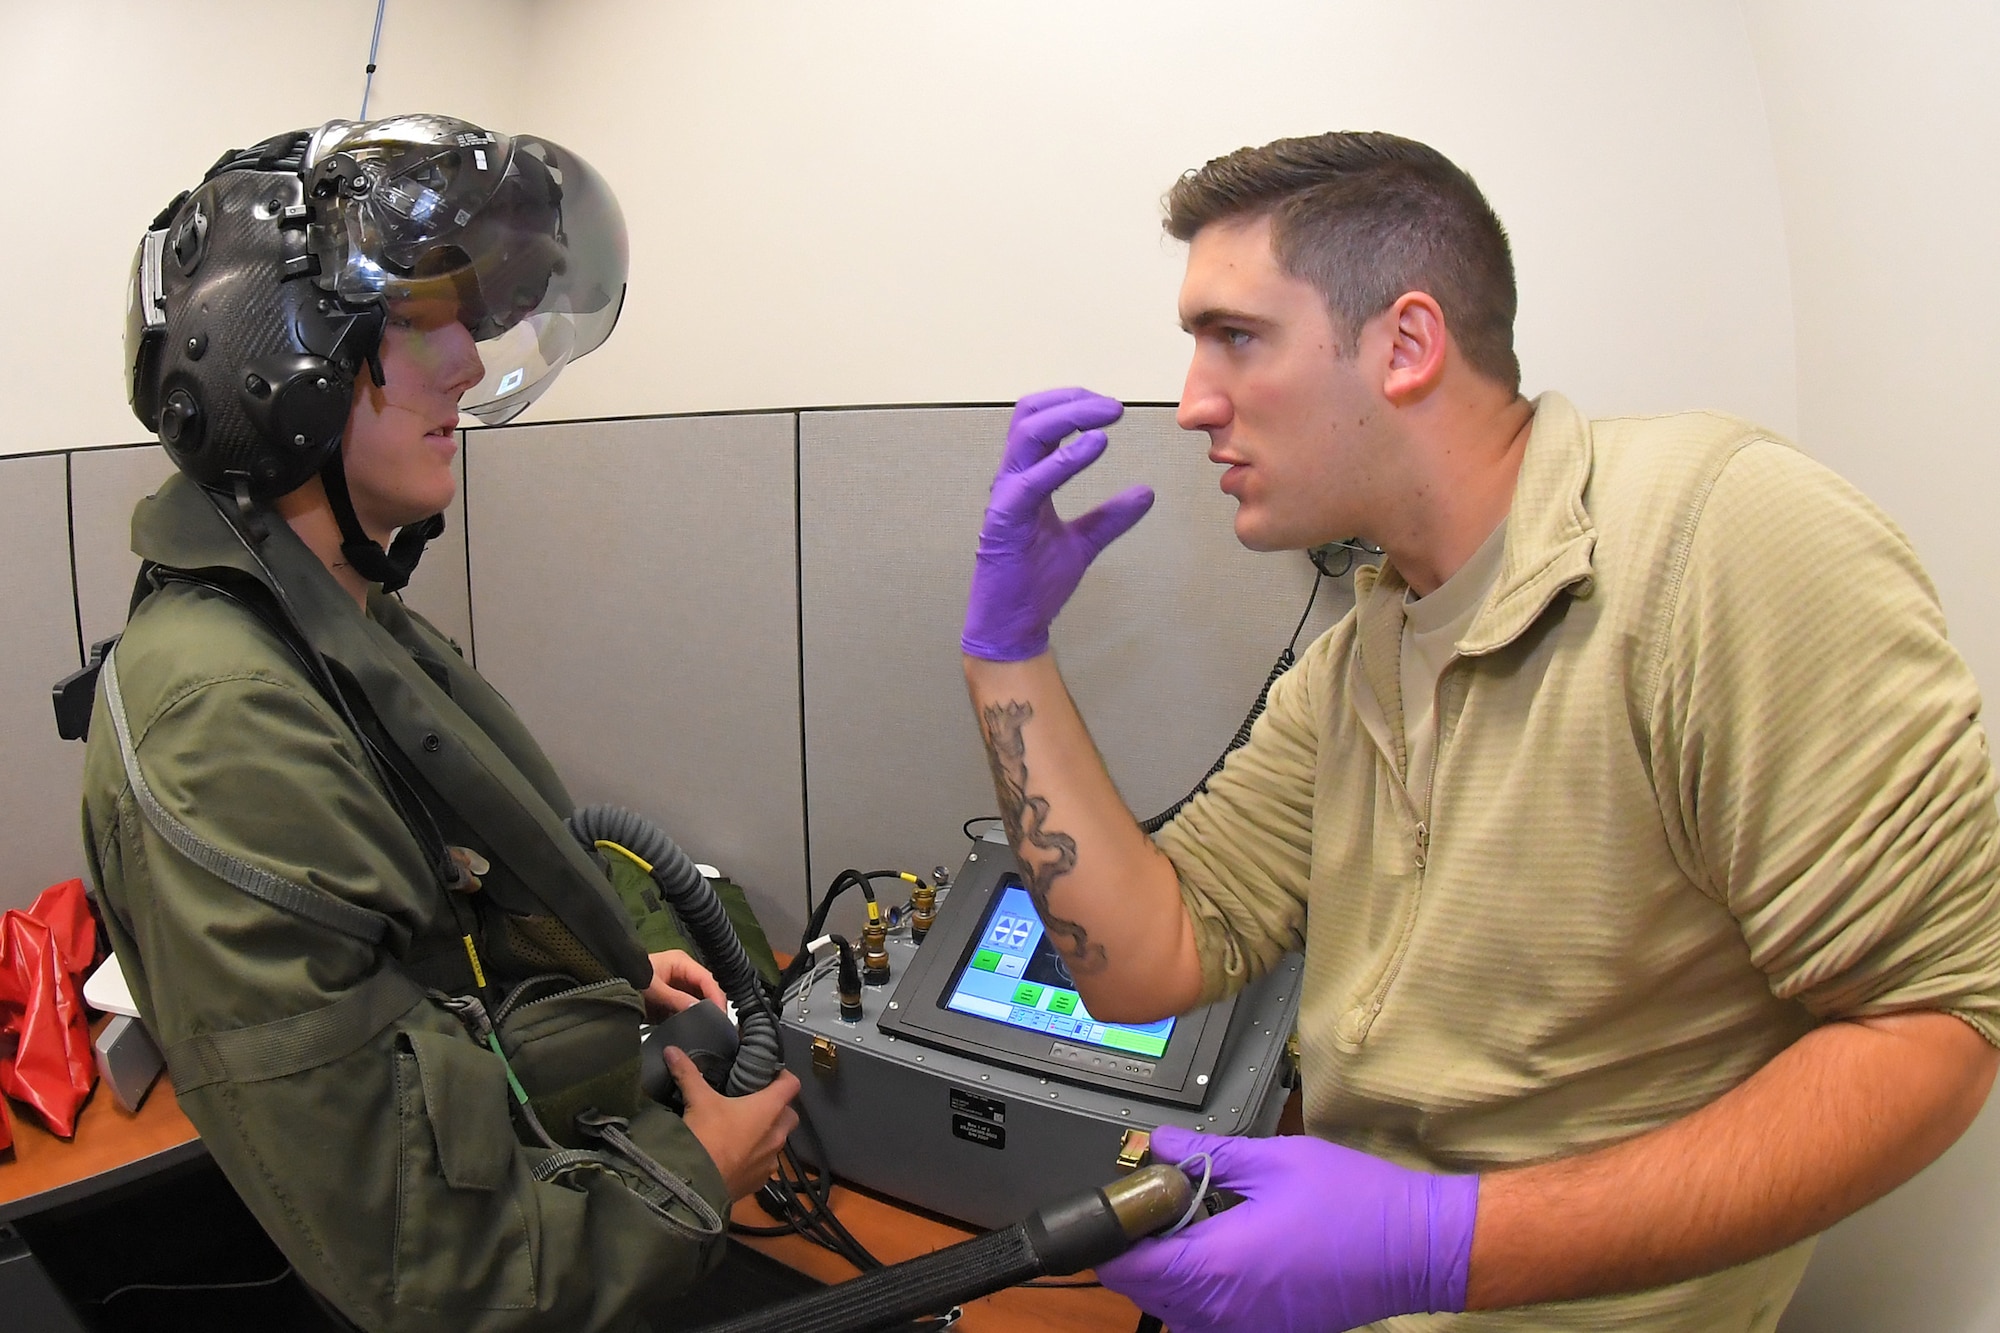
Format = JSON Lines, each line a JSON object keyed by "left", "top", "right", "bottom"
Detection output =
{"left": 240, "top": 353, "right": 350, "bottom": 487}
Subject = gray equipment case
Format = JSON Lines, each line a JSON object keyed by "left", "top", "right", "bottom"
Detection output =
{"left": 781, "top": 839, "right": 1302, "bottom": 1229}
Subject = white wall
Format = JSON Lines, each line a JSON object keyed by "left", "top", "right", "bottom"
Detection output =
{"left": 0, "top": 0, "right": 532, "bottom": 458}
{"left": 1746, "top": 6, "right": 2000, "bottom": 1329}
{"left": 514, "top": 0, "right": 1799, "bottom": 435}
{"left": 1746, "top": 0, "right": 2000, "bottom": 694}
{"left": 0, "top": 0, "right": 1798, "bottom": 453}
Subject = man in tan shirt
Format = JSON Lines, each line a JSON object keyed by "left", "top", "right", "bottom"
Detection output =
{"left": 958, "top": 132, "right": 2000, "bottom": 1331}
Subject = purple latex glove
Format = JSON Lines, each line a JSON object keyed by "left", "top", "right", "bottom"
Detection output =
{"left": 961, "top": 387, "right": 1156, "bottom": 661}
{"left": 1096, "top": 1124, "right": 1480, "bottom": 1333}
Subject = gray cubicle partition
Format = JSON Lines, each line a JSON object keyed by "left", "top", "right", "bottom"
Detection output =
{"left": 67, "top": 443, "right": 471, "bottom": 658}
{"left": 463, "top": 412, "right": 808, "bottom": 939}
{"left": 7, "top": 404, "right": 1354, "bottom": 940}
{"left": 1, "top": 455, "right": 89, "bottom": 910}
{"left": 797, "top": 406, "right": 1350, "bottom": 945}
{"left": 68, "top": 445, "right": 176, "bottom": 652}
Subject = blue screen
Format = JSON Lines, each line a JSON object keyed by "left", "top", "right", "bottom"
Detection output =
{"left": 941, "top": 880, "right": 1175, "bottom": 1059}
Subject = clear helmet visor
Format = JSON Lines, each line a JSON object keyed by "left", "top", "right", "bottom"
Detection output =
{"left": 305, "top": 115, "right": 628, "bottom": 424}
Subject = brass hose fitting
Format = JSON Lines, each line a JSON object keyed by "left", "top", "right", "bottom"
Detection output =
{"left": 861, "top": 918, "right": 891, "bottom": 986}
{"left": 909, "top": 880, "right": 937, "bottom": 945}
{"left": 1100, "top": 1163, "right": 1197, "bottom": 1240}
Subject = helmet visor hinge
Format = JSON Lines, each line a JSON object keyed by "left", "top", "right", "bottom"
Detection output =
{"left": 324, "top": 307, "right": 385, "bottom": 380}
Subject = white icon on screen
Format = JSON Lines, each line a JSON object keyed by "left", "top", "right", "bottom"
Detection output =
{"left": 989, "top": 914, "right": 1035, "bottom": 951}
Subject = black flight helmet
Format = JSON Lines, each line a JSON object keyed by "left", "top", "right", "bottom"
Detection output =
{"left": 125, "top": 113, "right": 628, "bottom": 589}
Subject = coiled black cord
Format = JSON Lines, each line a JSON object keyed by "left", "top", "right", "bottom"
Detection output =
{"left": 565, "top": 804, "right": 783, "bottom": 1097}
{"left": 1137, "top": 569, "right": 1325, "bottom": 833}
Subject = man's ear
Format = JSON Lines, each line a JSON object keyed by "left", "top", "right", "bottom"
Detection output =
{"left": 1379, "top": 292, "right": 1448, "bottom": 404}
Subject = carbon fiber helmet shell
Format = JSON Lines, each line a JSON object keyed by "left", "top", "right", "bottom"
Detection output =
{"left": 127, "top": 157, "right": 367, "bottom": 499}
{"left": 126, "top": 115, "right": 628, "bottom": 502}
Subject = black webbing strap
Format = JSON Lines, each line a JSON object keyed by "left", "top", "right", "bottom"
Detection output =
{"left": 318, "top": 452, "right": 443, "bottom": 595}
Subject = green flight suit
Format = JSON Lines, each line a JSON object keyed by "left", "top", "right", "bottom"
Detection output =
{"left": 80, "top": 474, "right": 732, "bottom": 1332}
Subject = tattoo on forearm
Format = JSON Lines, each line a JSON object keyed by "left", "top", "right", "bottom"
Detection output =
{"left": 979, "top": 700, "right": 1107, "bottom": 975}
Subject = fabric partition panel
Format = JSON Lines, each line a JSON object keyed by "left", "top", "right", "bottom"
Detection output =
{"left": 33, "top": 405, "right": 1352, "bottom": 946}
{"left": 464, "top": 413, "right": 807, "bottom": 941}
{"left": 0, "top": 455, "right": 89, "bottom": 908}
{"left": 68, "top": 445, "right": 176, "bottom": 652}
{"left": 797, "top": 406, "right": 1352, "bottom": 944}
{"left": 69, "top": 443, "right": 471, "bottom": 657}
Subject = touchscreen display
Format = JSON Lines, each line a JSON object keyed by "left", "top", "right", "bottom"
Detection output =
{"left": 940, "top": 878, "right": 1175, "bottom": 1059}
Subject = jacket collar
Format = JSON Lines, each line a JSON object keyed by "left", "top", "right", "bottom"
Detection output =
{"left": 1352, "top": 391, "right": 1598, "bottom": 661}
{"left": 1460, "top": 391, "right": 1598, "bottom": 656}
{"left": 132, "top": 474, "right": 360, "bottom": 632}
{"left": 1344, "top": 393, "right": 1597, "bottom": 772}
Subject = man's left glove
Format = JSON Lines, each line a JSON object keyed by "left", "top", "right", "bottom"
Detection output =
{"left": 960, "top": 387, "right": 1155, "bottom": 661}
{"left": 1096, "top": 1124, "right": 1480, "bottom": 1333}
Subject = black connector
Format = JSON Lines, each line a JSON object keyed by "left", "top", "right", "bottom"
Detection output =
{"left": 756, "top": 1180, "right": 792, "bottom": 1221}
{"left": 828, "top": 934, "right": 864, "bottom": 1022}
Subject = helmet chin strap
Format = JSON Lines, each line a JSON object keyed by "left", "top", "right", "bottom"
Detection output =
{"left": 318, "top": 450, "right": 443, "bottom": 595}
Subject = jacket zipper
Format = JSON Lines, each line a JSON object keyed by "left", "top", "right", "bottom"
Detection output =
{"left": 1352, "top": 664, "right": 1454, "bottom": 1043}
{"left": 492, "top": 974, "right": 635, "bottom": 1026}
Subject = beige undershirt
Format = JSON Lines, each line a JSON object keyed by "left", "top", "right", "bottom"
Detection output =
{"left": 1400, "top": 520, "right": 1508, "bottom": 818}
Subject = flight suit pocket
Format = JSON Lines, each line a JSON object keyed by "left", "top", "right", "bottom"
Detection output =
{"left": 494, "top": 977, "right": 645, "bottom": 1147}
{"left": 393, "top": 1030, "right": 537, "bottom": 1310}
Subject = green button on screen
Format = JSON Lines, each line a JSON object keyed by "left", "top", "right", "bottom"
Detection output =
{"left": 972, "top": 949, "right": 1002, "bottom": 972}
{"left": 1047, "top": 991, "right": 1078, "bottom": 1015}
{"left": 1012, "top": 982, "right": 1045, "bottom": 1007}
{"left": 1101, "top": 1027, "right": 1169, "bottom": 1058}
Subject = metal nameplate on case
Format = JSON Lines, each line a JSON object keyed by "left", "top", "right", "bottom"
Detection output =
{"left": 951, "top": 1114, "right": 1006, "bottom": 1149}
{"left": 950, "top": 1088, "right": 1006, "bottom": 1124}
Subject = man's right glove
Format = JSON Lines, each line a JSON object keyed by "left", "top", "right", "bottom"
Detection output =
{"left": 960, "top": 387, "right": 1155, "bottom": 661}
{"left": 1095, "top": 1124, "right": 1480, "bottom": 1333}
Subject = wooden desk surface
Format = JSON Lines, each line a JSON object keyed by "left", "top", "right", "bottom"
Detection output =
{"left": 732, "top": 1182, "right": 1142, "bottom": 1332}
{"left": 0, "top": 1070, "right": 202, "bottom": 1222}
{"left": 0, "top": 1077, "right": 1141, "bottom": 1330}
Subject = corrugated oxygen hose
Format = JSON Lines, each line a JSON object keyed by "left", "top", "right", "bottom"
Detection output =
{"left": 566, "top": 803, "right": 783, "bottom": 1096}
{"left": 687, "top": 1163, "right": 1196, "bottom": 1333}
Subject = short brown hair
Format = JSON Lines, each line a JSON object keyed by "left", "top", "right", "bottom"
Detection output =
{"left": 1165, "top": 132, "right": 1520, "bottom": 393}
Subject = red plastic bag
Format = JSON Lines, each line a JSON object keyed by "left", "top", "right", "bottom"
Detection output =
{"left": 0, "top": 879, "right": 101, "bottom": 1139}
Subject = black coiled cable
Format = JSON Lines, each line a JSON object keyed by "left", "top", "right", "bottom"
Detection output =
{"left": 1138, "top": 569, "right": 1325, "bottom": 834}
{"left": 565, "top": 804, "right": 784, "bottom": 1097}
